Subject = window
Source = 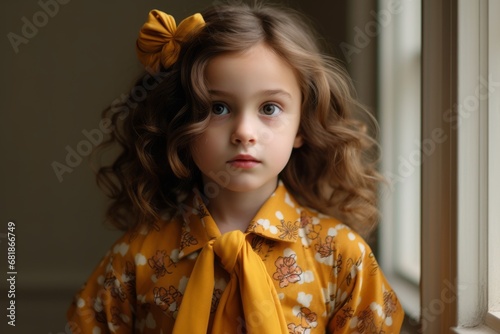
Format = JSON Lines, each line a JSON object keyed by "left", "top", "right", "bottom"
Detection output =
{"left": 485, "top": 0, "right": 500, "bottom": 329}
{"left": 453, "top": 0, "right": 499, "bottom": 332}
{"left": 379, "top": 0, "right": 500, "bottom": 332}
{"left": 378, "top": 0, "right": 421, "bottom": 321}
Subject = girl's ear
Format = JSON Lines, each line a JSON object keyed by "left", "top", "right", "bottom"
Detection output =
{"left": 293, "top": 134, "right": 303, "bottom": 148}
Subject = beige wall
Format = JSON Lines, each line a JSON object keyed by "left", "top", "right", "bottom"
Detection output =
{"left": 0, "top": 1, "right": 373, "bottom": 332}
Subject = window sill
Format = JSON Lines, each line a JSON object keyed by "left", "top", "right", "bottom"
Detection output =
{"left": 452, "top": 325, "right": 500, "bottom": 334}
{"left": 485, "top": 312, "right": 500, "bottom": 333}
{"left": 452, "top": 313, "right": 500, "bottom": 334}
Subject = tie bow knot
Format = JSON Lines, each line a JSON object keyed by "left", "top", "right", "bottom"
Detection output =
{"left": 213, "top": 231, "right": 246, "bottom": 273}
{"left": 173, "top": 230, "right": 288, "bottom": 333}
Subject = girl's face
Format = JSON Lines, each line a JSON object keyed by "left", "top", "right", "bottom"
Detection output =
{"left": 190, "top": 43, "right": 303, "bottom": 196}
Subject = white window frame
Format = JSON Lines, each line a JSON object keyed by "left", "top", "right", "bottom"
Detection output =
{"left": 422, "top": 0, "right": 500, "bottom": 332}
{"left": 486, "top": 0, "right": 500, "bottom": 328}
{"left": 381, "top": 0, "right": 500, "bottom": 332}
{"left": 453, "top": 0, "right": 500, "bottom": 332}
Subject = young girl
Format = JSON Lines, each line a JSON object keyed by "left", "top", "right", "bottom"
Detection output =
{"left": 67, "top": 2, "right": 404, "bottom": 333}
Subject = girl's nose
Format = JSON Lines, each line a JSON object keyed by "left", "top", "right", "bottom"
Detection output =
{"left": 230, "top": 113, "right": 257, "bottom": 145}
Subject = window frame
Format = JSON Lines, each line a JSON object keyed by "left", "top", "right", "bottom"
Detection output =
{"left": 421, "top": 0, "right": 499, "bottom": 332}
{"left": 485, "top": 0, "right": 500, "bottom": 330}
{"left": 380, "top": 0, "right": 500, "bottom": 332}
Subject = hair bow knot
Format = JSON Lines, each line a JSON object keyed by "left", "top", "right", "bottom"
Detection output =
{"left": 136, "top": 10, "right": 205, "bottom": 72}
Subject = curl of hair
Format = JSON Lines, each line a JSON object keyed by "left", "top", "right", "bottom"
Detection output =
{"left": 93, "top": 1, "right": 384, "bottom": 237}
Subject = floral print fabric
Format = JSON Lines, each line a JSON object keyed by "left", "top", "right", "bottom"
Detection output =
{"left": 67, "top": 182, "right": 404, "bottom": 333}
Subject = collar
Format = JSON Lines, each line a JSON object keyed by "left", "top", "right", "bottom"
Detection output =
{"left": 177, "top": 181, "right": 302, "bottom": 260}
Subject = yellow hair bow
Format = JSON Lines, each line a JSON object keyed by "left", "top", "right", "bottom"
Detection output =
{"left": 136, "top": 10, "right": 205, "bottom": 72}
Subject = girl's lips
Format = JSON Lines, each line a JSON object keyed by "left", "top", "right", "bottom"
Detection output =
{"left": 228, "top": 160, "right": 260, "bottom": 168}
{"left": 227, "top": 154, "right": 261, "bottom": 168}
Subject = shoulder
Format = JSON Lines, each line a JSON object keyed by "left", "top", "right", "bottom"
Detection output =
{"left": 104, "top": 216, "right": 184, "bottom": 263}
{"left": 298, "top": 207, "right": 373, "bottom": 261}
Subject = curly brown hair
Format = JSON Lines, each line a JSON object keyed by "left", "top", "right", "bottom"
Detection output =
{"left": 93, "top": 1, "right": 383, "bottom": 236}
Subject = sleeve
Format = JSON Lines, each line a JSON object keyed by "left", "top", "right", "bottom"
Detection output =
{"left": 67, "top": 233, "right": 138, "bottom": 334}
{"left": 327, "top": 230, "right": 404, "bottom": 333}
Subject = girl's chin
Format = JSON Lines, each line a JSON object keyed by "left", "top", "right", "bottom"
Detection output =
{"left": 201, "top": 177, "right": 278, "bottom": 197}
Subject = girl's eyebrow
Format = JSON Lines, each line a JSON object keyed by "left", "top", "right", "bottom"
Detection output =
{"left": 207, "top": 89, "right": 293, "bottom": 100}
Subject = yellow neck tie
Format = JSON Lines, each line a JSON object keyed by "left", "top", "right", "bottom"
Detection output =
{"left": 172, "top": 230, "right": 288, "bottom": 333}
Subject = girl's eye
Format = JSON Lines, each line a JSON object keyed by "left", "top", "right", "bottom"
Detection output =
{"left": 212, "top": 103, "right": 229, "bottom": 115}
{"left": 260, "top": 103, "right": 282, "bottom": 116}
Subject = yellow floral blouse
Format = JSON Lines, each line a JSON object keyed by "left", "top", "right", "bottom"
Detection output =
{"left": 67, "top": 182, "right": 404, "bottom": 333}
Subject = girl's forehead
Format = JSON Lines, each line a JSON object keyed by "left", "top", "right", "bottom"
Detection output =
{"left": 204, "top": 43, "right": 293, "bottom": 75}
{"left": 204, "top": 43, "right": 301, "bottom": 101}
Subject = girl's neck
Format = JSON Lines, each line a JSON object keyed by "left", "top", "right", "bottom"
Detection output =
{"left": 203, "top": 180, "right": 278, "bottom": 234}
